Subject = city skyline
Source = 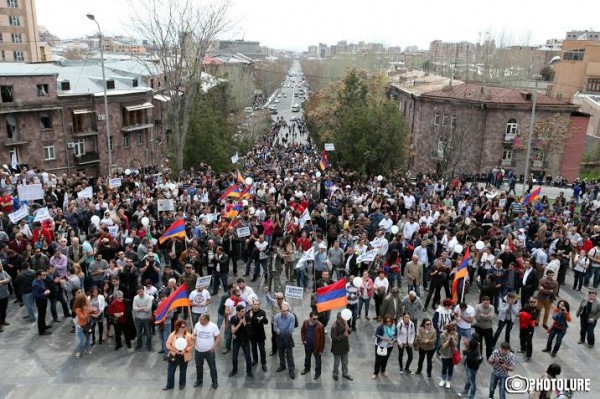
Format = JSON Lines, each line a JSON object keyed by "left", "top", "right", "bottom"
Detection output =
{"left": 36, "top": 0, "right": 600, "bottom": 52}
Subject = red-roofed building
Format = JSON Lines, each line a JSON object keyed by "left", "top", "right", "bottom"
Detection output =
{"left": 389, "top": 81, "right": 590, "bottom": 181}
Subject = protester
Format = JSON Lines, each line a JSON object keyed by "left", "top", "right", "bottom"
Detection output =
{"left": 163, "top": 319, "right": 194, "bottom": 391}
{"left": 373, "top": 315, "right": 396, "bottom": 379}
{"left": 301, "top": 311, "right": 325, "bottom": 380}
{"left": 192, "top": 313, "right": 220, "bottom": 389}
{"left": 488, "top": 342, "right": 516, "bottom": 399}
{"left": 330, "top": 312, "right": 353, "bottom": 381}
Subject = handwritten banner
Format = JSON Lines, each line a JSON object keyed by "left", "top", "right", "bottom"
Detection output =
{"left": 285, "top": 285, "right": 304, "bottom": 300}
{"left": 17, "top": 184, "right": 44, "bottom": 201}
{"left": 77, "top": 187, "right": 93, "bottom": 199}
{"left": 8, "top": 206, "right": 28, "bottom": 224}
{"left": 236, "top": 226, "right": 251, "bottom": 238}
{"left": 109, "top": 178, "right": 122, "bottom": 188}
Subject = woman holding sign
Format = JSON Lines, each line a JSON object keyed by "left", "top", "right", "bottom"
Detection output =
{"left": 163, "top": 319, "right": 194, "bottom": 390}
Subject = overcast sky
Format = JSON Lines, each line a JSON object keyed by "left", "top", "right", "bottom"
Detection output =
{"left": 36, "top": 0, "right": 600, "bottom": 51}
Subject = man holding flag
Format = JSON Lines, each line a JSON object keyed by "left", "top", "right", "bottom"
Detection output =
{"left": 452, "top": 248, "right": 470, "bottom": 304}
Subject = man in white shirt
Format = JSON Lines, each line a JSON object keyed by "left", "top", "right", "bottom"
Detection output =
{"left": 371, "top": 229, "right": 389, "bottom": 258}
{"left": 403, "top": 217, "right": 419, "bottom": 241}
{"left": 253, "top": 235, "right": 269, "bottom": 282}
{"left": 237, "top": 277, "right": 256, "bottom": 308}
{"left": 544, "top": 253, "right": 561, "bottom": 277}
{"left": 193, "top": 314, "right": 221, "bottom": 389}
{"left": 189, "top": 281, "right": 212, "bottom": 325}
{"left": 378, "top": 213, "right": 393, "bottom": 234}
{"left": 453, "top": 302, "right": 475, "bottom": 344}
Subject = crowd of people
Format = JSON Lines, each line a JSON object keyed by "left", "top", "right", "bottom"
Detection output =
{"left": 0, "top": 112, "right": 598, "bottom": 398}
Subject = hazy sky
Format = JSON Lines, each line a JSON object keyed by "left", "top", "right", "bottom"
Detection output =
{"left": 36, "top": 0, "right": 600, "bottom": 51}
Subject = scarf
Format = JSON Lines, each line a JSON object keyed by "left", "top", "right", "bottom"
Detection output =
{"left": 384, "top": 325, "right": 396, "bottom": 340}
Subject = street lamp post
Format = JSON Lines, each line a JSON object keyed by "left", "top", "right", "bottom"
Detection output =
{"left": 522, "top": 79, "right": 538, "bottom": 196}
{"left": 86, "top": 14, "right": 112, "bottom": 177}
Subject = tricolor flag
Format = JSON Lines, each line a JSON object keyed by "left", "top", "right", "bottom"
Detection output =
{"left": 236, "top": 170, "right": 245, "bottom": 185}
{"left": 238, "top": 185, "right": 251, "bottom": 200}
{"left": 226, "top": 203, "right": 243, "bottom": 219}
{"left": 154, "top": 284, "right": 190, "bottom": 324}
{"left": 218, "top": 184, "right": 241, "bottom": 201}
{"left": 521, "top": 186, "right": 541, "bottom": 206}
{"left": 316, "top": 279, "right": 347, "bottom": 313}
{"left": 159, "top": 219, "right": 186, "bottom": 244}
{"left": 319, "top": 149, "right": 329, "bottom": 171}
{"left": 452, "top": 248, "right": 470, "bottom": 303}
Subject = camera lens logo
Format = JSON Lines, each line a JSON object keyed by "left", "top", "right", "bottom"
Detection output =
{"left": 506, "top": 375, "right": 530, "bottom": 393}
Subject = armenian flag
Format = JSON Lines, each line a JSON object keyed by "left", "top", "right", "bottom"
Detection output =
{"left": 239, "top": 185, "right": 251, "bottom": 200}
{"left": 319, "top": 149, "right": 329, "bottom": 171}
{"left": 521, "top": 186, "right": 541, "bottom": 206}
{"left": 218, "top": 184, "right": 241, "bottom": 201}
{"left": 236, "top": 170, "right": 245, "bottom": 185}
{"left": 452, "top": 248, "right": 470, "bottom": 303}
{"left": 154, "top": 284, "right": 190, "bottom": 324}
{"left": 226, "top": 203, "right": 244, "bottom": 219}
{"left": 158, "top": 219, "right": 186, "bottom": 244}
{"left": 316, "top": 279, "right": 347, "bottom": 313}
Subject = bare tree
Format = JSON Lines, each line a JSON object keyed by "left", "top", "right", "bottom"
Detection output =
{"left": 130, "top": 0, "right": 231, "bottom": 170}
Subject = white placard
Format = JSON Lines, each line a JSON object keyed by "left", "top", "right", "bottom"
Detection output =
{"left": 285, "top": 285, "right": 304, "bottom": 300}
{"left": 8, "top": 206, "right": 29, "bottom": 224}
{"left": 17, "top": 184, "right": 44, "bottom": 201}
{"left": 196, "top": 276, "right": 212, "bottom": 288}
{"left": 357, "top": 249, "right": 378, "bottom": 263}
{"left": 499, "top": 198, "right": 507, "bottom": 208}
{"left": 236, "top": 226, "right": 251, "bottom": 237}
{"left": 77, "top": 187, "right": 94, "bottom": 199}
{"left": 324, "top": 143, "right": 335, "bottom": 151}
{"left": 157, "top": 199, "right": 175, "bottom": 212}
{"left": 109, "top": 178, "right": 122, "bottom": 188}
{"left": 33, "top": 207, "right": 52, "bottom": 222}
{"left": 108, "top": 226, "right": 119, "bottom": 237}
{"left": 231, "top": 153, "right": 239, "bottom": 164}
{"left": 299, "top": 208, "right": 310, "bottom": 228}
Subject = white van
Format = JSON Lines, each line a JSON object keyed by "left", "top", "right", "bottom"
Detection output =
{"left": 291, "top": 104, "right": 300, "bottom": 112}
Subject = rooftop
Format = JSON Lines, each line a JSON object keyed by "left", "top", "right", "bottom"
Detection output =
{"left": 421, "top": 83, "right": 573, "bottom": 106}
{"left": 389, "top": 70, "right": 463, "bottom": 95}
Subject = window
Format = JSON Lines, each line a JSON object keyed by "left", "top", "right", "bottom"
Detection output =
{"left": 5, "top": 115, "right": 17, "bottom": 140}
{"left": 7, "top": 0, "right": 18, "bottom": 8}
{"left": 1, "top": 85, "right": 13, "bottom": 103}
{"left": 0, "top": 33, "right": 3, "bottom": 43}
{"left": 106, "top": 79, "right": 115, "bottom": 90}
{"left": 8, "top": 15, "right": 20, "bottom": 26}
{"left": 0, "top": 51, "right": 4, "bottom": 61}
{"left": 40, "top": 112, "right": 52, "bottom": 129}
{"left": 434, "top": 114, "right": 441, "bottom": 125}
{"left": 442, "top": 115, "right": 449, "bottom": 126}
{"left": 123, "top": 133, "right": 130, "bottom": 148}
{"left": 60, "top": 81, "right": 70, "bottom": 91}
{"left": 37, "top": 84, "right": 48, "bottom": 97}
{"left": 10, "top": 33, "right": 22, "bottom": 43}
{"left": 43, "top": 144, "right": 55, "bottom": 161}
{"left": 8, "top": 148, "right": 18, "bottom": 164}
{"left": 563, "top": 49, "right": 585, "bottom": 61}
{"left": 132, "top": 78, "right": 138, "bottom": 88}
{"left": 450, "top": 114, "right": 457, "bottom": 128}
{"left": 506, "top": 118, "right": 518, "bottom": 135}
{"left": 13, "top": 51, "right": 23, "bottom": 62}
{"left": 109, "top": 136, "right": 114, "bottom": 151}
{"left": 74, "top": 139, "right": 85, "bottom": 156}
{"left": 586, "top": 78, "right": 600, "bottom": 93}
{"left": 502, "top": 149, "right": 513, "bottom": 162}
{"left": 137, "top": 131, "right": 145, "bottom": 144}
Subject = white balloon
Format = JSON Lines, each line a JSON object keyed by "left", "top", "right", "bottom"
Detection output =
{"left": 245, "top": 177, "right": 253, "bottom": 186}
{"left": 353, "top": 277, "right": 363, "bottom": 288}
{"left": 377, "top": 175, "right": 383, "bottom": 182}
{"left": 391, "top": 225, "right": 399, "bottom": 235}
{"left": 341, "top": 308, "right": 352, "bottom": 321}
{"left": 174, "top": 337, "right": 187, "bottom": 351}
{"left": 242, "top": 200, "right": 248, "bottom": 207}
{"left": 91, "top": 215, "right": 100, "bottom": 225}
{"left": 141, "top": 217, "right": 150, "bottom": 227}
{"left": 124, "top": 169, "right": 131, "bottom": 176}
{"left": 454, "top": 244, "right": 464, "bottom": 254}
{"left": 475, "top": 241, "right": 485, "bottom": 250}
{"left": 315, "top": 171, "right": 322, "bottom": 178}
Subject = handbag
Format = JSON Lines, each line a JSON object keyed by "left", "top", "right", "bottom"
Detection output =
{"left": 451, "top": 348, "right": 461, "bottom": 365}
{"left": 376, "top": 346, "right": 387, "bottom": 356}
{"left": 82, "top": 320, "right": 96, "bottom": 335}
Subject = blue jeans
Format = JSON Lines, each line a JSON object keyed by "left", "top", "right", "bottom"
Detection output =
{"left": 22, "top": 292, "right": 36, "bottom": 321}
{"left": 134, "top": 318, "right": 152, "bottom": 349}
{"left": 461, "top": 366, "right": 477, "bottom": 399}
{"left": 166, "top": 356, "right": 188, "bottom": 388}
{"left": 441, "top": 357, "right": 454, "bottom": 381}
{"left": 232, "top": 339, "right": 252, "bottom": 374}
{"left": 457, "top": 326, "right": 472, "bottom": 347}
{"left": 296, "top": 269, "right": 307, "bottom": 289}
{"left": 254, "top": 259, "right": 268, "bottom": 280}
{"left": 407, "top": 280, "right": 420, "bottom": 297}
{"left": 160, "top": 322, "right": 172, "bottom": 353}
{"left": 217, "top": 314, "right": 224, "bottom": 329}
{"left": 546, "top": 328, "right": 566, "bottom": 353}
{"left": 245, "top": 259, "right": 254, "bottom": 276}
{"left": 585, "top": 266, "right": 600, "bottom": 288}
{"left": 388, "top": 272, "right": 401, "bottom": 289}
{"left": 358, "top": 297, "right": 371, "bottom": 317}
{"left": 75, "top": 325, "right": 92, "bottom": 353}
{"left": 489, "top": 373, "right": 507, "bottom": 399}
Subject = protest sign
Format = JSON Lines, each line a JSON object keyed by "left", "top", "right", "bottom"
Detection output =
{"left": 285, "top": 285, "right": 304, "bottom": 300}
{"left": 17, "top": 184, "right": 44, "bottom": 201}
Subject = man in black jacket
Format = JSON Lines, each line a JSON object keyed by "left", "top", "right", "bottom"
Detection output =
{"left": 223, "top": 227, "right": 242, "bottom": 276}
{"left": 246, "top": 298, "right": 269, "bottom": 372}
{"left": 211, "top": 246, "right": 229, "bottom": 295}
{"left": 45, "top": 265, "right": 70, "bottom": 321}
{"left": 520, "top": 259, "right": 539, "bottom": 306}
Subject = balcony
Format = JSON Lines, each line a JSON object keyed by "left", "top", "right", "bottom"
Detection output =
{"left": 532, "top": 160, "right": 544, "bottom": 168}
{"left": 121, "top": 122, "right": 153, "bottom": 132}
{"left": 501, "top": 158, "right": 513, "bottom": 167}
{"left": 4, "top": 132, "right": 28, "bottom": 146}
{"left": 504, "top": 133, "right": 516, "bottom": 143}
{"left": 73, "top": 152, "right": 100, "bottom": 165}
{"left": 72, "top": 129, "right": 98, "bottom": 138}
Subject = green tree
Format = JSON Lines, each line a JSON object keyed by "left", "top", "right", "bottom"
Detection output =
{"left": 305, "top": 68, "right": 409, "bottom": 175}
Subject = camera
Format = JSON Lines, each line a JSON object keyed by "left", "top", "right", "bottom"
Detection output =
{"left": 505, "top": 375, "right": 529, "bottom": 393}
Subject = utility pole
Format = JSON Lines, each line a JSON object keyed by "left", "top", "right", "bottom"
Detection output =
{"left": 522, "top": 79, "right": 538, "bottom": 196}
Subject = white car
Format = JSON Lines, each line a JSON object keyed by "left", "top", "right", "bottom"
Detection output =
{"left": 277, "top": 94, "right": 282, "bottom": 98}
{"left": 275, "top": 99, "right": 280, "bottom": 103}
